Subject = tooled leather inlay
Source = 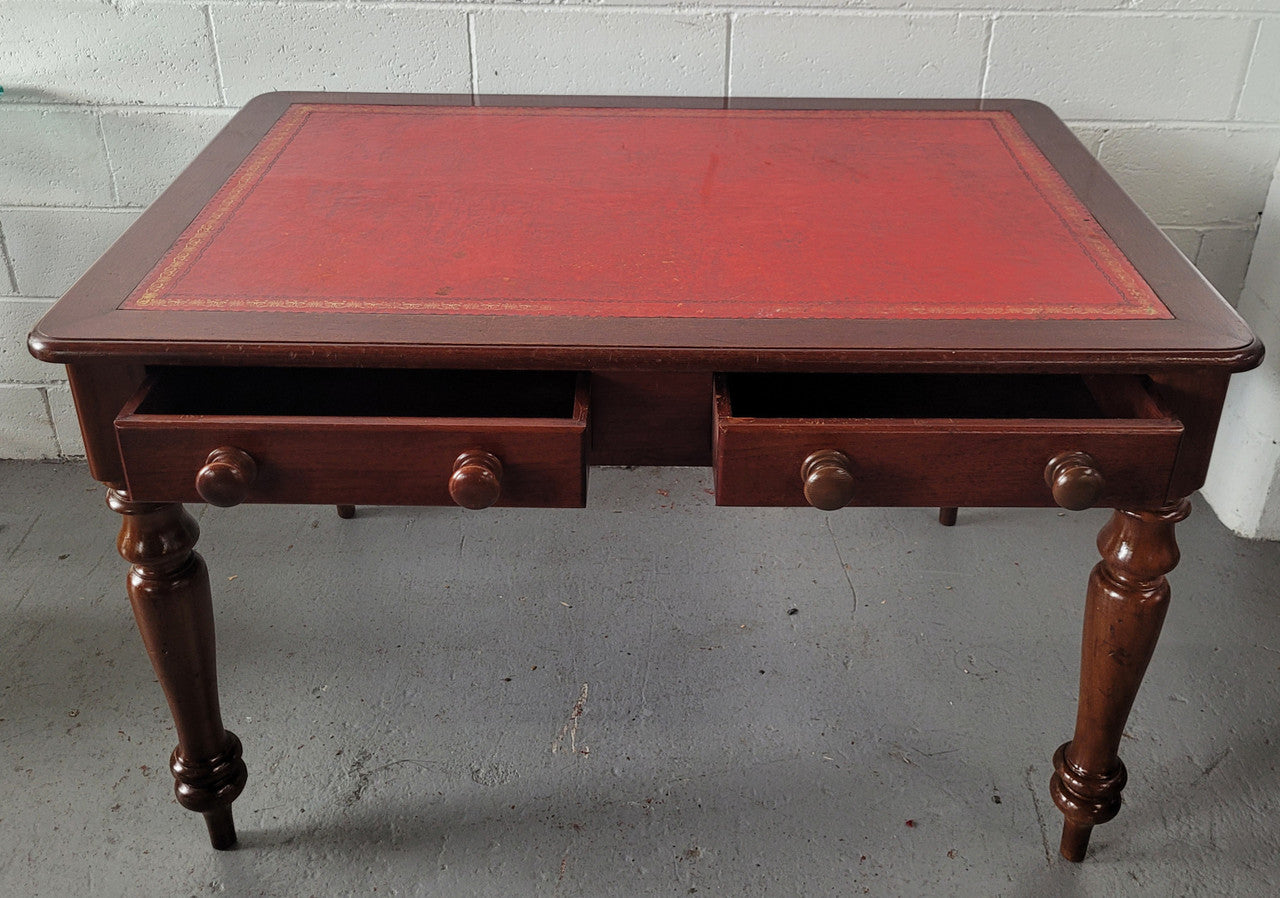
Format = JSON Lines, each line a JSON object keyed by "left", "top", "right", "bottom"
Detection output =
{"left": 120, "top": 105, "right": 1170, "bottom": 321}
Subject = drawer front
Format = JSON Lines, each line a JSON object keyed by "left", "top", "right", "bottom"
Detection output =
{"left": 116, "top": 370, "right": 589, "bottom": 507}
{"left": 713, "top": 373, "right": 1183, "bottom": 508}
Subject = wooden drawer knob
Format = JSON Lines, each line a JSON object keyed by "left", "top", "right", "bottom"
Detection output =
{"left": 801, "top": 449, "right": 855, "bottom": 511}
{"left": 195, "top": 447, "right": 258, "bottom": 507}
{"left": 450, "top": 450, "right": 503, "bottom": 510}
{"left": 1045, "top": 451, "right": 1105, "bottom": 511}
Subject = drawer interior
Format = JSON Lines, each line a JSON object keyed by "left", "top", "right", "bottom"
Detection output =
{"left": 133, "top": 367, "right": 580, "bottom": 419}
{"left": 720, "top": 373, "right": 1165, "bottom": 421}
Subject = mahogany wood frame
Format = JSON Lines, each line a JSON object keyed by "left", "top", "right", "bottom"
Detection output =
{"left": 29, "top": 94, "right": 1262, "bottom": 863}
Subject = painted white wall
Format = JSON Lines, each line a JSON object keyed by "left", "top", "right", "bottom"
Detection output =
{"left": 1203, "top": 155, "right": 1280, "bottom": 539}
{"left": 1, "top": 1, "right": 1278, "bottom": 463}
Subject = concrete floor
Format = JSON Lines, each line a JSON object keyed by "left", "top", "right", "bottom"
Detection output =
{"left": 1, "top": 460, "right": 1278, "bottom": 897}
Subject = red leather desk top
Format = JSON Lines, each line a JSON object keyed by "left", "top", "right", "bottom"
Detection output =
{"left": 120, "top": 105, "right": 1169, "bottom": 322}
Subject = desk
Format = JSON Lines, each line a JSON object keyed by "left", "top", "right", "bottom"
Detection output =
{"left": 28, "top": 94, "right": 1261, "bottom": 862}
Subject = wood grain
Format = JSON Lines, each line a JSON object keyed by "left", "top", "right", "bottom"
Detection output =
{"left": 1051, "top": 500, "right": 1190, "bottom": 861}
{"left": 28, "top": 96, "right": 1260, "bottom": 372}
{"left": 111, "top": 491, "right": 247, "bottom": 849}
{"left": 116, "top": 371, "right": 590, "bottom": 507}
{"left": 713, "top": 373, "right": 1183, "bottom": 508}
{"left": 588, "top": 371, "right": 712, "bottom": 466}
{"left": 24, "top": 93, "right": 1263, "bottom": 858}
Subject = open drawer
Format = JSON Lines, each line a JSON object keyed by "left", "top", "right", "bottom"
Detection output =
{"left": 713, "top": 373, "right": 1183, "bottom": 509}
{"left": 115, "top": 368, "right": 589, "bottom": 508}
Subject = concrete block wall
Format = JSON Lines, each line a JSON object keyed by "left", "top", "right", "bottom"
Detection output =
{"left": 2, "top": 0, "right": 1278, "bottom": 459}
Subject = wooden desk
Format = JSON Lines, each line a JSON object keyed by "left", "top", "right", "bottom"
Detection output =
{"left": 28, "top": 94, "right": 1261, "bottom": 861}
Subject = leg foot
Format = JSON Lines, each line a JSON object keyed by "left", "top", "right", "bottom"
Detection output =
{"left": 203, "top": 805, "right": 239, "bottom": 851}
{"left": 336, "top": 504, "right": 356, "bottom": 519}
{"left": 938, "top": 507, "right": 958, "bottom": 526}
{"left": 1058, "top": 820, "right": 1092, "bottom": 863}
{"left": 1050, "top": 499, "right": 1188, "bottom": 861}
{"left": 111, "top": 490, "right": 247, "bottom": 849}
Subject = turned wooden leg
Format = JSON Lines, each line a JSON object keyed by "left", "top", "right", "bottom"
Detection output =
{"left": 1050, "top": 499, "right": 1189, "bottom": 861}
{"left": 336, "top": 504, "right": 356, "bottom": 519}
{"left": 938, "top": 507, "right": 958, "bottom": 526}
{"left": 110, "top": 490, "right": 247, "bottom": 850}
